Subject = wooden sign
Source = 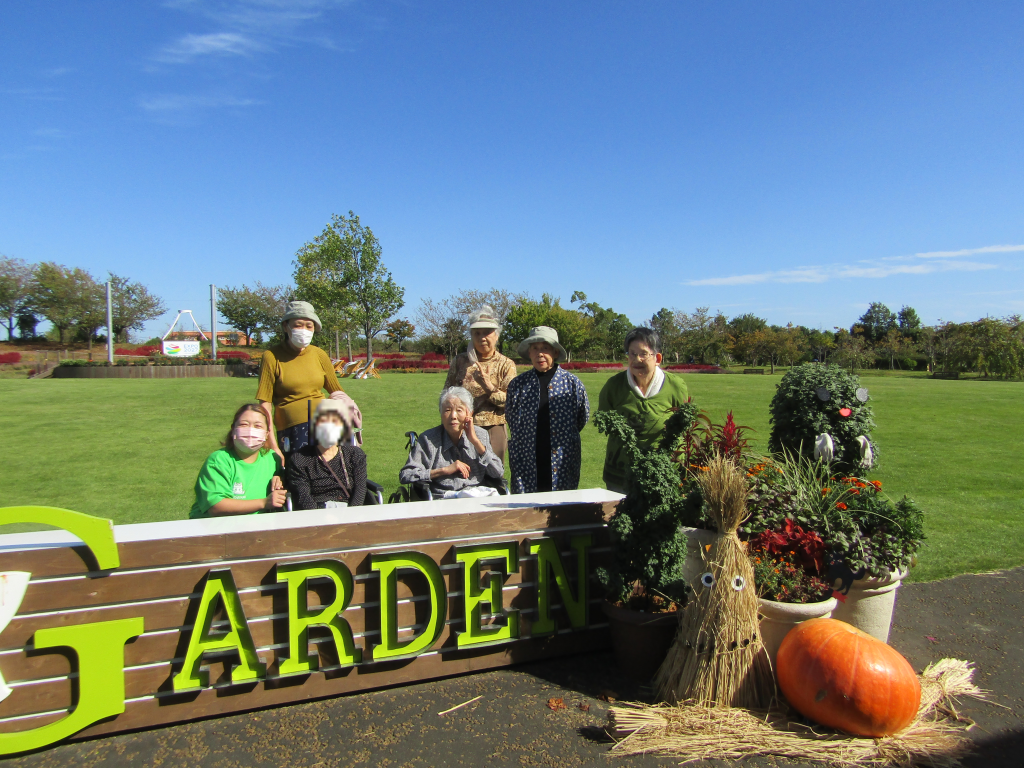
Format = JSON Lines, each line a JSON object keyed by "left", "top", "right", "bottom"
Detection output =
{"left": 0, "top": 490, "right": 620, "bottom": 754}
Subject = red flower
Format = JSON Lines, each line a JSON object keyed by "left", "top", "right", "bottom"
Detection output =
{"left": 835, "top": 502, "right": 848, "bottom": 510}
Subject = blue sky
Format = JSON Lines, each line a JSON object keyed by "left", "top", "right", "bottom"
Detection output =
{"left": 2, "top": 1, "right": 1023, "bottom": 339}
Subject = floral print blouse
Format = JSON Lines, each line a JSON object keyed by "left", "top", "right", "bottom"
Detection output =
{"left": 443, "top": 351, "right": 517, "bottom": 427}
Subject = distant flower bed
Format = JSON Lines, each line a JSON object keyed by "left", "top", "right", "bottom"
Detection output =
{"left": 115, "top": 346, "right": 161, "bottom": 357}
{"left": 663, "top": 364, "right": 724, "bottom": 373}
{"left": 343, "top": 353, "right": 410, "bottom": 360}
{"left": 215, "top": 350, "right": 251, "bottom": 360}
{"left": 0, "top": 352, "right": 21, "bottom": 364}
{"left": 561, "top": 362, "right": 624, "bottom": 370}
{"left": 375, "top": 359, "right": 448, "bottom": 371}
{"left": 420, "top": 352, "right": 447, "bottom": 362}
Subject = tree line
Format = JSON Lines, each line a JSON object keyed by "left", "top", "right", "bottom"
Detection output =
{"left": 0, "top": 256, "right": 166, "bottom": 348}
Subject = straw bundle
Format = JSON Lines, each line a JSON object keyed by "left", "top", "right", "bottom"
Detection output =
{"left": 608, "top": 659, "right": 985, "bottom": 767}
{"left": 654, "top": 455, "right": 774, "bottom": 708}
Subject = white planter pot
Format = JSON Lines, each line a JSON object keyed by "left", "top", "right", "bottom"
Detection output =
{"left": 830, "top": 568, "right": 907, "bottom": 643}
{"left": 757, "top": 597, "right": 837, "bottom": 671}
{"left": 680, "top": 526, "right": 719, "bottom": 593}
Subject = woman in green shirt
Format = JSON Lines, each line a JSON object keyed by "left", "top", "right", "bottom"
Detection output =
{"left": 190, "top": 403, "right": 287, "bottom": 518}
{"left": 597, "top": 327, "right": 689, "bottom": 493}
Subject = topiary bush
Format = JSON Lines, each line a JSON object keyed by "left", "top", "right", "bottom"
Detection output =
{"left": 768, "top": 364, "right": 877, "bottom": 474}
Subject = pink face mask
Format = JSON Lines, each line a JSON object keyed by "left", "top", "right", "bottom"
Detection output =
{"left": 232, "top": 426, "right": 267, "bottom": 453}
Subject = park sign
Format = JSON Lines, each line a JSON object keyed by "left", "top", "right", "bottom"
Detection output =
{"left": 0, "top": 490, "right": 620, "bottom": 755}
{"left": 161, "top": 341, "right": 201, "bottom": 356}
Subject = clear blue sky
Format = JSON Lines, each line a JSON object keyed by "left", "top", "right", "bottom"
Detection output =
{"left": 2, "top": 1, "right": 1022, "bottom": 339}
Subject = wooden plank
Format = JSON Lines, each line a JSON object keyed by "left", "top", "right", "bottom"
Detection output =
{"left": 0, "top": 503, "right": 615, "bottom": 579}
{"left": 0, "top": 628, "right": 611, "bottom": 736}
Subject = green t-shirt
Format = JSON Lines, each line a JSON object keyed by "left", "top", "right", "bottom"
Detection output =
{"left": 597, "top": 370, "right": 689, "bottom": 487}
{"left": 189, "top": 448, "right": 281, "bottom": 519}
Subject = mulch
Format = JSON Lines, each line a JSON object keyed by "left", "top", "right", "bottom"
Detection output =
{"left": 7, "top": 568, "right": 1023, "bottom": 768}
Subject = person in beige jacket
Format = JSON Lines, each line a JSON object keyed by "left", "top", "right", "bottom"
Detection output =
{"left": 442, "top": 305, "right": 517, "bottom": 461}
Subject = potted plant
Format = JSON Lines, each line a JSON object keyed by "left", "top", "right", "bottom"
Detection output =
{"left": 592, "top": 406, "right": 697, "bottom": 681}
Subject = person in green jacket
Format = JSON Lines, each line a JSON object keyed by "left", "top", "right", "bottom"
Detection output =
{"left": 597, "top": 327, "right": 689, "bottom": 492}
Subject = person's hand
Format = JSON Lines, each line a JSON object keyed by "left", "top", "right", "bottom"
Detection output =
{"left": 446, "top": 460, "right": 471, "bottom": 479}
{"left": 274, "top": 448, "right": 286, "bottom": 467}
{"left": 473, "top": 368, "right": 495, "bottom": 394}
{"left": 271, "top": 476, "right": 284, "bottom": 491}
{"left": 266, "top": 488, "right": 288, "bottom": 509}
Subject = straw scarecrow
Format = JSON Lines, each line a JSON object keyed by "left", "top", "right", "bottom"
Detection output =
{"left": 654, "top": 454, "right": 775, "bottom": 708}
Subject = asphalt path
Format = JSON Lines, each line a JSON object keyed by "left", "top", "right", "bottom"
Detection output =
{"left": 7, "top": 569, "right": 1023, "bottom": 768}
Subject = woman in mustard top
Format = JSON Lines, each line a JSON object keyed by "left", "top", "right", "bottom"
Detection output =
{"left": 256, "top": 301, "right": 361, "bottom": 462}
{"left": 190, "top": 403, "right": 287, "bottom": 518}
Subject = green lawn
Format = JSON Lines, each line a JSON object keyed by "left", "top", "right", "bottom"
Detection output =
{"left": 0, "top": 373, "right": 1020, "bottom": 583}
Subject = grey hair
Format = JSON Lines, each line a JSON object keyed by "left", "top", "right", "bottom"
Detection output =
{"left": 439, "top": 386, "right": 474, "bottom": 414}
{"left": 624, "top": 327, "right": 661, "bottom": 355}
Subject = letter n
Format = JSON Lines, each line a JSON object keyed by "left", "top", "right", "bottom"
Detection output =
{"left": 529, "top": 534, "right": 592, "bottom": 635}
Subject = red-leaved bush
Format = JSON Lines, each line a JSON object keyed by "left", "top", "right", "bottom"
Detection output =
{"left": 116, "top": 346, "right": 161, "bottom": 357}
{"left": 420, "top": 352, "right": 446, "bottom": 362}
{"left": 216, "top": 350, "right": 250, "bottom": 360}
{"left": 0, "top": 352, "right": 20, "bottom": 364}
{"left": 375, "top": 359, "right": 448, "bottom": 370}
{"left": 748, "top": 519, "right": 828, "bottom": 578}
{"left": 560, "top": 362, "right": 624, "bottom": 370}
{"left": 663, "top": 364, "right": 723, "bottom": 373}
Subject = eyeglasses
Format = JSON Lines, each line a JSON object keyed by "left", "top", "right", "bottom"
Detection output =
{"left": 627, "top": 350, "right": 656, "bottom": 361}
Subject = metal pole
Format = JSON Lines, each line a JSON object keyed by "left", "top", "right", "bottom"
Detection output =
{"left": 210, "top": 284, "right": 217, "bottom": 360}
{"left": 105, "top": 281, "right": 114, "bottom": 364}
{"left": 346, "top": 331, "right": 352, "bottom": 360}
{"left": 335, "top": 329, "right": 340, "bottom": 360}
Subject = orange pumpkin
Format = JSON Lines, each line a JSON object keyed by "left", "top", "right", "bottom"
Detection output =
{"left": 777, "top": 618, "right": 921, "bottom": 737}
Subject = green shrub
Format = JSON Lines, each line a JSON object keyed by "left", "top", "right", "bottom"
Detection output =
{"left": 592, "top": 404, "right": 698, "bottom": 608}
{"left": 768, "top": 363, "right": 877, "bottom": 473}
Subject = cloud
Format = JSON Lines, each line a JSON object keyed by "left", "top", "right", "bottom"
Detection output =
{"left": 139, "top": 93, "right": 262, "bottom": 112}
{"left": 156, "top": 32, "right": 263, "bottom": 63}
{"left": 32, "top": 127, "right": 69, "bottom": 139}
{"left": 686, "top": 244, "right": 1019, "bottom": 287}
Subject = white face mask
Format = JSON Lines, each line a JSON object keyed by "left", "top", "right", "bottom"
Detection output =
{"left": 315, "top": 421, "right": 343, "bottom": 447}
{"left": 232, "top": 427, "right": 267, "bottom": 455}
{"left": 290, "top": 328, "right": 314, "bottom": 348}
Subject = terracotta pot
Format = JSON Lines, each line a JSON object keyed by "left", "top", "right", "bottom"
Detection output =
{"left": 757, "top": 596, "right": 837, "bottom": 671}
{"left": 830, "top": 568, "right": 906, "bottom": 642}
{"left": 601, "top": 601, "right": 679, "bottom": 682}
{"left": 681, "top": 526, "right": 718, "bottom": 593}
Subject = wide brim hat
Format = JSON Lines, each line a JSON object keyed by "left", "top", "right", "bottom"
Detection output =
{"left": 281, "top": 301, "right": 322, "bottom": 334}
{"left": 517, "top": 326, "right": 567, "bottom": 362}
{"left": 468, "top": 305, "right": 501, "bottom": 331}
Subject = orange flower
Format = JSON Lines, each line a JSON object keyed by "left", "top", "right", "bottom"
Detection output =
{"left": 851, "top": 488, "right": 860, "bottom": 495}
{"left": 835, "top": 502, "right": 848, "bottom": 510}
{"left": 871, "top": 480, "right": 882, "bottom": 489}
{"left": 821, "top": 487, "right": 831, "bottom": 495}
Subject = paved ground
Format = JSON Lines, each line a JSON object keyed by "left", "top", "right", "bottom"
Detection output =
{"left": 7, "top": 569, "right": 1023, "bottom": 768}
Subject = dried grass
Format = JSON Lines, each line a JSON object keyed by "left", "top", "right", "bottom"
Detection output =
{"left": 654, "top": 455, "right": 775, "bottom": 709}
{"left": 609, "top": 658, "right": 986, "bottom": 767}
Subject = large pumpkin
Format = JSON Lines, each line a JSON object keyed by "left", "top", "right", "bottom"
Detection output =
{"left": 777, "top": 618, "right": 920, "bottom": 737}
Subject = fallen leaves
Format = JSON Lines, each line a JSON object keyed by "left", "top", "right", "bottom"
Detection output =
{"left": 598, "top": 690, "right": 618, "bottom": 703}
{"left": 546, "top": 697, "right": 566, "bottom": 711}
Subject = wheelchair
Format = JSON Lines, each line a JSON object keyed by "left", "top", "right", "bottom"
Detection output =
{"left": 388, "top": 430, "right": 509, "bottom": 503}
{"left": 284, "top": 429, "right": 385, "bottom": 510}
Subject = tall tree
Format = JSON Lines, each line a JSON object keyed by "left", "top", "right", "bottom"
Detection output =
{"left": 855, "top": 302, "right": 897, "bottom": 342}
{"left": 109, "top": 274, "right": 166, "bottom": 342}
{"left": 897, "top": 305, "right": 922, "bottom": 340}
{"left": 649, "top": 307, "right": 682, "bottom": 362}
{"left": 676, "top": 307, "right": 731, "bottom": 364}
{"left": 385, "top": 318, "right": 415, "bottom": 352}
{"left": 416, "top": 296, "right": 468, "bottom": 361}
{"left": 0, "top": 256, "right": 35, "bottom": 341}
{"left": 32, "top": 262, "right": 97, "bottom": 343}
{"left": 545, "top": 304, "right": 590, "bottom": 362}
{"left": 217, "top": 283, "right": 288, "bottom": 345}
{"left": 293, "top": 212, "right": 404, "bottom": 360}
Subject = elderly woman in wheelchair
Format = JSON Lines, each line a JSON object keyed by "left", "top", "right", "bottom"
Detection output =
{"left": 286, "top": 399, "right": 368, "bottom": 508}
{"left": 398, "top": 386, "right": 505, "bottom": 500}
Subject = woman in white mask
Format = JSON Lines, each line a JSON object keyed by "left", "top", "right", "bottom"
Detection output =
{"left": 286, "top": 399, "right": 367, "bottom": 509}
{"left": 189, "top": 403, "right": 287, "bottom": 518}
{"left": 256, "top": 301, "right": 361, "bottom": 463}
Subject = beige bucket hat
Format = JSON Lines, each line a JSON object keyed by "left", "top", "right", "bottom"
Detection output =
{"left": 517, "top": 326, "right": 566, "bottom": 362}
{"left": 468, "top": 305, "right": 501, "bottom": 331}
{"left": 281, "top": 301, "right": 322, "bottom": 333}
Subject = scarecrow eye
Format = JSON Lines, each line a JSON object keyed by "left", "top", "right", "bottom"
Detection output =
{"left": 815, "top": 387, "right": 831, "bottom": 402}
{"left": 856, "top": 387, "right": 869, "bottom": 403}
{"left": 700, "top": 572, "right": 715, "bottom": 588}
{"left": 732, "top": 575, "right": 746, "bottom": 591}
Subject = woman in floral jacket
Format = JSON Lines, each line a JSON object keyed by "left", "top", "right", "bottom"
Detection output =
{"left": 506, "top": 326, "right": 590, "bottom": 494}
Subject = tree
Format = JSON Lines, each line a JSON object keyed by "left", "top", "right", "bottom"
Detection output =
{"left": 0, "top": 256, "right": 35, "bottom": 340}
{"left": 293, "top": 212, "right": 404, "bottom": 360}
{"left": 676, "top": 307, "right": 731, "bottom": 364}
{"left": 32, "top": 262, "right": 97, "bottom": 343}
{"left": 897, "top": 306, "right": 922, "bottom": 339}
{"left": 805, "top": 328, "right": 835, "bottom": 364}
{"left": 450, "top": 288, "right": 528, "bottom": 329}
{"left": 109, "top": 274, "right": 166, "bottom": 342}
{"left": 649, "top": 308, "right": 682, "bottom": 361}
{"left": 877, "top": 328, "right": 914, "bottom": 370}
{"left": 545, "top": 304, "right": 590, "bottom": 362}
{"left": 833, "top": 328, "right": 874, "bottom": 371}
{"left": 217, "top": 283, "right": 288, "bottom": 345}
{"left": 385, "top": 318, "right": 415, "bottom": 352}
{"left": 855, "top": 302, "right": 897, "bottom": 342}
{"left": 416, "top": 296, "right": 468, "bottom": 361}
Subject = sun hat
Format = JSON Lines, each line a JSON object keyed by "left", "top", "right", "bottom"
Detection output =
{"left": 281, "top": 301, "right": 322, "bottom": 333}
{"left": 468, "top": 305, "right": 501, "bottom": 331}
{"left": 517, "top": 326, "right": 567, "bottom": 362}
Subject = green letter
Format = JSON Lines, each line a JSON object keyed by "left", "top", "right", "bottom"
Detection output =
{"left": 370, "top": 551, "right": 446, "bottom": 661}
{"left": 172, "top": 569, "right": 265, "bottom": 691}
{"left": 455, "top": 542, "right": 520, "bottom": 648}
{"left": 0, "top": 618, "right": 143, "bottom": 754}
{"left": 529, "top": 535, "right": 592, "bottom": 635}
{"left": 277, "top": 559, "right": 361, "bottom": 675}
